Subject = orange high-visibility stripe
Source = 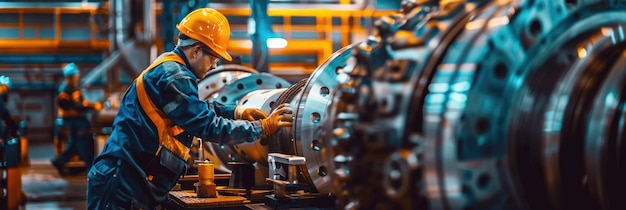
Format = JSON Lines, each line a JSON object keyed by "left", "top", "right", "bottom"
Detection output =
{"left": 135, "top": 52, "right": 191, "bottom": 161}
{"left": 58, "top": 108, "right": 84, "bottom": 118}
{"left": 57, "top": 92, "right": 85, "bottom": 118}
{"left": 57, "top": 92, "right": 71, "bottom": 100}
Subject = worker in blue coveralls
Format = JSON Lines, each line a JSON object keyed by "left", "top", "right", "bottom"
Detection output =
{"left": 0, "top": 75, "right": 19, "bottom": 140}
{"left": 51, "top": 63, "right": 102, "bottom": 176}
{"left": 87, "top": 8, "right": 293, "bottom": 209}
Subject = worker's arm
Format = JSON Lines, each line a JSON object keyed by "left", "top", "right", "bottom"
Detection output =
{"left": 57, "top": 85, "right": 95, "bottom": 112}
{"left": 153, "top": 63, "right": 263, "bottom": 145}
{"left": 207, "top": 101, "right": 236, "bottom": 119}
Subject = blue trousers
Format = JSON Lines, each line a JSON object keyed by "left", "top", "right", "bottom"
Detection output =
{"left": 87, "top": 157, "right": 152, "bottom": 210}
{"left": 53, "top": 117, "right": 94, "bottom": 169}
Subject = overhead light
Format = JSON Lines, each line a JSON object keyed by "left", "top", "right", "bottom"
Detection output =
{"left": 267, "top": 37, "right": 287, "bottom": 49}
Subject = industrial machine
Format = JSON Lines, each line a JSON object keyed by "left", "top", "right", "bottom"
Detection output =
{"left": 190, "top": 0, "right": 626, "bottom": 209}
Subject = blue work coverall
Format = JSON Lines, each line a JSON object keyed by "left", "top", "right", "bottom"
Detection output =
{"left": 87, "top": 48, "right": 264, "bottom": 209}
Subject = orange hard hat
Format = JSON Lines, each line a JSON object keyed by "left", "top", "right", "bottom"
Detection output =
{"left": 176, "top": 8, "right": 232, "bottom": 61}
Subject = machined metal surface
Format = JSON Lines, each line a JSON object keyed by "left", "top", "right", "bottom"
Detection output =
{"left": 198, "top": 69, "right": 289, "bottom": 182}
{"left": 197, "top": 64, "right": 258, "bottom": 101}
{"left": 199, "top": 75, "right": 294, "bottom": 186}
{"left": 210, "top": 73, "right": 290, "bottom": 106}
{"left": 313, "top": 0, "right": 626, "bottom": 209}
{"left": 194, "top": 1, "right": 626, "bottom": 209}
{"left": 291, "top": 42, "right": 363, "bottom": 194}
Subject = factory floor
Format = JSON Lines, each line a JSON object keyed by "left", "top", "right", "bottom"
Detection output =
{"left": 21, "top": 141, "right": 87, "bottom": 210}
{"left": 17, "top": 142, "right": 325, "bottom": 210}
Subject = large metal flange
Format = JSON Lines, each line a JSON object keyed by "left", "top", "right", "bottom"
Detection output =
{"left": 503, "top": 4, "right": 626, "bottom": 209}
{"left": 321, "top": 1, "right": 441, "bottom": 208}
{"left": 292, "top": 42, "right": 362, "bottom": 194}
{"left": 198, "top": 64, "right": 258, "bottom": 101}
{"left": 199, "top": 70, "right": 290, "bottom": 182}
{"left": 212, "top": 73, "right": 290, "bottom": 106}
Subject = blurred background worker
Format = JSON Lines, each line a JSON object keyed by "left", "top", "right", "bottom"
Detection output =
{"left": 87, "top": 8, "right": 292, "bottom": 209}
{"left": 51, "top": 63, "right": 102, "bottom": 176}
{"left": 0, "top": 75, "right": 18, "bottom": 140}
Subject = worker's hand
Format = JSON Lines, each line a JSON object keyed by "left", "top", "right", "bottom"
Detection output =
{"left": 259, "top": 103, "right": 293, "bottom": 138}
{"left": 94, "top": 101, "right": 103, "bottom": 111}
{"left": 82, "top": 100, "right": 102, "bottom": 111}
{"left": 234, "top": 106, "right": 268, "bottom": 121}
{"left": 71, "top": 90, "right": 82, "bottom": 102}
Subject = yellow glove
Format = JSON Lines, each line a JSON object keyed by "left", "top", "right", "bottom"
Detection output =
{"left": 235, "top": 106, "right": 268, "bottom": 121}
{"left": 82, "top": 100, "right": 103, "bottom": 111}
{"left": 259, "top": 103, "right": 293, "bottom": 138}
{"left": 94, "top": 101, "right": 103, "bottom": 111}
{"left": 71, "top": 90, "right": 82, "bottom": 103}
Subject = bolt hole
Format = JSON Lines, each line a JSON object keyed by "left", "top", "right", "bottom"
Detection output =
{"left": 475, "top": 117, "right": 490, "bottom": 134}
{"left": 311, "top": 112, "right": 321, "bottom": 124}
{"left": 311, "top": 140, "right": 321, "bottom": 151}
{"left": 494, "top": 62, "right": 508, "bottom": 79}
{"left": 336, "top": 66, "right": 344, "bottom": 74}
{"left": 256, "top": 78, "right": 263, "bottom": 85}
{"left": 320, "top": 87, "right": 330, "bottom": 97}
{"left": 318, "top": 166, "right": 327, "bottom": 177}
{"left": 529, "top": 19, "right": 542, "bottom": 37}
{"left": 477, "top": 173, "right": 491, "bottom": 189}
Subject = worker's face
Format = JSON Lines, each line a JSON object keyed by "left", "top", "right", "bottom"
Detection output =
{"left": 66, "top": 75, "right": 79, "bottom": 87}
{"left": 190, "top": 46, "right": 220, "bottom": 79}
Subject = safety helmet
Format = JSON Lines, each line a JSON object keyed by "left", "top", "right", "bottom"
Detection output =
{"left": 62, "top": 63, "right": 79, "bottom": 77}
{"left": 0, "top": 75, "right": 11, "bottom": 90}
{"left": 176, "top": 8, "right": 233, "bottom": 61}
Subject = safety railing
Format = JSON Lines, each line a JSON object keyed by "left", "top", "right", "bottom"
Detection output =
{"left": 0, "top": 4, "right": 396, "bottom": 72}
{"left": 0, "top": 6, "right": 109, "bottom": 54}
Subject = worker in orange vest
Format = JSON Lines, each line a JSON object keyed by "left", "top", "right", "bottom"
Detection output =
{"left": 51, "top": 63, "right": 101, "bottom": 176}
{"left": 87, "top": 8, "right": 292, "bottom": 209}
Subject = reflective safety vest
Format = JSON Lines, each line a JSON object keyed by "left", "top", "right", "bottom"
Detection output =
{"left": 57, "top": 90, "right": 88, "bottom": 118}
{"left": 136, "top": 52, "right": 191, "bottom": 161}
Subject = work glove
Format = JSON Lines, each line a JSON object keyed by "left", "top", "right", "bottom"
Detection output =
{"left": 82, "top": 100, "right": 103, "bottom": 111}
{"left": 93, "top": 101, "right": 103, "bottom": 111}
{"left": 234, "top": 106, "right": 268, "bottom": 121}
{"left": 71, "top": 90, "right": 82, "bottom": 103}
{"left": 260, "top": 103, "right": 293, "bottom": 138}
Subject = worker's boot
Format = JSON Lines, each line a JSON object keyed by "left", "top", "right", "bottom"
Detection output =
{"left": 50, "top": 158, "right": 67, "bottom": 176}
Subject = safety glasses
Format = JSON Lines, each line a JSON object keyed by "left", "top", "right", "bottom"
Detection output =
{"left": 201, "top": 48, "right": 221, "bottom": 63}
